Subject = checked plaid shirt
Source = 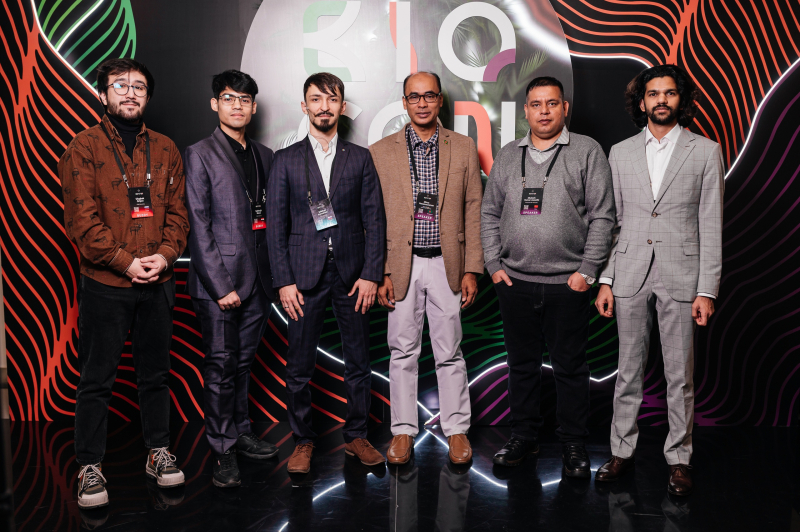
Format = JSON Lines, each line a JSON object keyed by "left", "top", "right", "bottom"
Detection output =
{"left": 406, "top": 124, "right": 440, "bottom": 247}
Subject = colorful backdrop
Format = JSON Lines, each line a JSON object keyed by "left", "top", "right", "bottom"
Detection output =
{"left": 1, "top": 0, "right": 799, "bottom": 429}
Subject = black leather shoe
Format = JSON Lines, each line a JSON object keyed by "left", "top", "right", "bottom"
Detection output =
{"left": 237, "top": 432, "right": 279, "bottom": 460}
{"left": 213, "top": 449, "right": 241, "bottom": 488}
{"left": 562, "top": 444, "right": 591, "bottom": 478}
{"left": 493, "top": 437, "right": 540, "bottom": 466}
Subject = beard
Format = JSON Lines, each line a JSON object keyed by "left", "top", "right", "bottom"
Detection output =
{"left": 107, "top": 100, "right": 144, "bottom": 123}
{"left": 311, "top": 113, "right": 337, "bottom": 133}
{"left": 646, "top": 104, "right": 679, "bottom": 125}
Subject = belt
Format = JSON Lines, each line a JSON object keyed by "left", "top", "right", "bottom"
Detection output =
{"left": 326, "top": 248, "right": 335, "bottom": 261}
{"left": 412, "top": 247, "right": 442, "bottom": 258}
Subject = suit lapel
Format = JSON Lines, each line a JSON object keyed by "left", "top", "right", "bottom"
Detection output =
{"left": 212, "top": 128, "right": 251, "bottom": 196}
{"left": 630, "top": 130, "right": 652, "bottom": 199}
{"left": 328, "top": 139, "right": 349, "bottom": 199}
{"left": 437, "top": 128, "right": 451, "bottom": 208}
{"left": 395, "top": 127, "right": 414, "bottom": 213}
{"left": 654, "top": 128, "right": 695, "bottom": 205}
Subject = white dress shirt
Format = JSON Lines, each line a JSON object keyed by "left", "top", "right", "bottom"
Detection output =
{"left": 308, "top": 133, "right": 338, "bottom": 193}
{"left": 599, "top": 124, "right": 714, "bottom": 299}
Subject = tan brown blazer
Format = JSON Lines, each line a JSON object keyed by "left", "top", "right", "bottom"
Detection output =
{"left": 369, "top": 125, "right": 484, "bottom": 301}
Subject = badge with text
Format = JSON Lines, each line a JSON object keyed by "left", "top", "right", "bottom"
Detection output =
{"left": 415, "top": 192, "right": 438, "bottom": 221}
{"left": 310, "top": 198, "right": 338, "bottom": 231}
{"left": 251, "top": 202, "right": 266, "bottom": 230}
{"left": 128, "top": 187, "right": 154, "bottom": 218}
{"left": 520, "top": 188, "right": 543, "bottom": 215}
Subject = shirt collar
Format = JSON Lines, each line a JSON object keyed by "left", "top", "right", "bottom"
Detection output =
{"left": 220, "top": 128, "right": 250, "bottom": 153}
{"left": 308, "top": 133, "right": 338, "bottom": 155}
{"left": 518, "top": 126, "right": 570, "bottom": 151}
{"left": 407, "top": 123, "right": 439, "bottom": 149}
{"left": 645, "top": 123, "right": 682, "bottom": 145}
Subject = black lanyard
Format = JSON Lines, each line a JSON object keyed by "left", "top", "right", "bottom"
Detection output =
{"left": 521, "top": 143, "right": 563, "bottom": 189}
{"left": 302, "top": 139, "right": 335, "bottom": 205}
{"left": 100, "top": 122, "right": 150, "bottom": 188}
{"left": 407, "top": 135, "right": 439, "bottom": 187}
{"left": 245, "top": 144, "right": 265, "bottom": 205}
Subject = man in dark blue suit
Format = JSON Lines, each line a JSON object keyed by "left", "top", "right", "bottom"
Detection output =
{"left": 267, "top": 73, "right": 386, "bottom": 473}
{"left": 185, "top": 70, "right": 279, "bottom": 488}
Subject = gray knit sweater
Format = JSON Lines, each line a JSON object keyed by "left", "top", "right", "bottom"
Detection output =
{"left": 481, "top": 131, "right": 615, "bottom": 283}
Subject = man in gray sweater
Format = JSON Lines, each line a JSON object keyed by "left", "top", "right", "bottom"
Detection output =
{"left": 481, "top": 77, "right": 615, "bottom": 476}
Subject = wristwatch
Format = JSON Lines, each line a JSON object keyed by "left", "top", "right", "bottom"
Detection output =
{"left": 580, "top": 273, "right": 596, "bottom": 285}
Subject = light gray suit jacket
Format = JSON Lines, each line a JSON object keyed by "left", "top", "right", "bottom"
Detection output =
{"left": 599, "top": 128, "right": 724, "bottom": 302}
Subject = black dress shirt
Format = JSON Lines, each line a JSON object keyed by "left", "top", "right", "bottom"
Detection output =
{"left": 221, "top": 130, "right": 259, "bottom": 200}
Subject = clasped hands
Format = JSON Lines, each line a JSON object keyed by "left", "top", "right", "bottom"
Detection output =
{"left": 125, "top": 255, "right": 167, "bottom": 285}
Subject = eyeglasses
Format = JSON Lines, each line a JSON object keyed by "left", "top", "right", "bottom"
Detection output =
{"left": 218, "top": 94, "right": 254, "bottom": 107}
{"left": 107, "top": 82, "right": 148, "bottom": 97}
{"left": 404, "top": 92, "right": 441, "bottom": 104}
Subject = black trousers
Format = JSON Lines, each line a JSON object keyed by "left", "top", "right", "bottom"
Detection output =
{"left": 74, "top": 275, "right": 174, "bottom": 465}
{"left": 285, "top": 257, "right": 372, "bottom": 444}
{"left": 193, "top": 285, "right": 270, "bottom": 455}
{"left": 495, "top": 276, "right": 591, "bottom": 444}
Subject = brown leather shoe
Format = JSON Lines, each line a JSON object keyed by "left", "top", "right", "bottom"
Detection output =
{"left": 344, "top": 438, "right": 385, "bottom": 466}
{"left": 448, "top": 434, "right": 472, "bottom": 464}
{"left": 387, "top": 435, "right": 413, "bottom": 465}
{"left": 287, "top": 443, "right": 314, "bottom": 474}
{"left": 668, "top": 464, "right": 693, "bottom": 496}
{"left": 595, "top": 456, "right": 635, "bottom": 482}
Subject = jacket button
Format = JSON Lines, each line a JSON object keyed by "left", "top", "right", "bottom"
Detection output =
{"left": 652, "top": 212, "right": 658, "bottom": 217}
{"left": 408, "top": 240, "right": 412, "bottom": 245}
{"left": 410, "top": 215, "right": 413, "bottom": 221}
{"left": 647, "top": 239, "right": 652, "bottom": 244}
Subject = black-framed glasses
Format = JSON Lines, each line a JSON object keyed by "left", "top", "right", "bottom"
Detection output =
{"left": 218, "top": 94, "right": 254, "bottom": 107}
{"left": 404, "top": 92, "right": 441, "bottom": 104}
{"left": 107, "top": 82, "right": 148, "bottom": 97}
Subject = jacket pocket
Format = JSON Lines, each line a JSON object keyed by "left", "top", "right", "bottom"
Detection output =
{"left": 683, "top": 241, "right": 700, "bottom": 256}
{"left": 218, "top": 243, "right": 236, "bottom": 256}
{"left": 616, "top": 241, "right": 629, "bottom": 254}
{"left": 288, "top": 233, "right": 302, "bottom": 246}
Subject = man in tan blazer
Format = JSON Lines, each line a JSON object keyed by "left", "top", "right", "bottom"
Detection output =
{"left": 370, "top": 72, "right": 483, "bottom": 465}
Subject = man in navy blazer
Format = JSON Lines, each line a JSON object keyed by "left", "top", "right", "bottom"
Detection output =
{"left": 267, "top": 73, "right": 386, "bottom": 473}
{"left": 185, "top": 70, "right": 279, "bottom": 488}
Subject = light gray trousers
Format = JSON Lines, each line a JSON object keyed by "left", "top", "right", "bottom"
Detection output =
{"left": 611, "top": 257, "right": 696, "bottom": 465}
{"left": 388, "top": 255, "right": 471, "bottom": 437}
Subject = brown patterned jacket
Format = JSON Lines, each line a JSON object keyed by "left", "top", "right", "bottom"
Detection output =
{"left": 58, "top": 114, "right": 189, "bottom": 287}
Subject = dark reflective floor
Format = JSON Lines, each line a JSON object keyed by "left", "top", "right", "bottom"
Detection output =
{"left": 7, "top": 421, "right": 799, "bottom": 531}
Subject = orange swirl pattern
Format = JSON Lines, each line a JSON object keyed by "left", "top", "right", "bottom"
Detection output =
{"left": 552, "top": 0, "right": 800, "bottom": 167}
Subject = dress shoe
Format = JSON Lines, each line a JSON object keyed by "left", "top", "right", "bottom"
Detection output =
{"left": 387, "top": 434, "right": 413, "bottom": 465}
{"left": 212, "top": 449, "right": 241, "bottom": 488}
{"left": 287, "top": 442, "right": 314, "bottom": 474}
{"left": 668, "top": 464, "right": 693, "bottom": 496}
{"left": 237, "top": 432, "right": 279, "bottom": 460}
{"left": 344, "top": 438, "right": 385, "bottom": 466}
{"left": 493, "top": 436, "right": 539, "bottom": 466}
{"left": 448, "top": 434, "right": 472, "bottom": 464}
{"left": 562, "top": 444, "right": 591, "bottom": 478}
{"left": 595, "top": 456, "right": 635, "bottom": 482}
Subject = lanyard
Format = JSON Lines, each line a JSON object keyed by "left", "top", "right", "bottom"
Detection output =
{"left": 244, "top": 144, "right": 266, "bottom": 205}
{"left": 521, "top": 143, "right": 563, "bottom": 189}
{"left": 302, "top": 139, "right": 335, "bottom": 206}
{"left": 100, "top": 122, "right": 150, "bottom": 189}
{"left": 406, "top": 135, "right": 440, "bottom": 186}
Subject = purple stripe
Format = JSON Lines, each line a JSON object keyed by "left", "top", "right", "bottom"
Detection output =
{"left": 773, "top": 361, "right": 800, "bottom": 425}
{"left": 483, "top": 49, "right": 515, "bottom": 82}
{"left": 491, "top": 407, "right": 511, "bottom": 425}
{"left": 787, "top": 384, "right": 800, "bottom": 426}
{"left": 476, "top": 390, "right": 508, "bottom": 422}
{"left": 475, "top": 374, "right": 508, "bottom": 403}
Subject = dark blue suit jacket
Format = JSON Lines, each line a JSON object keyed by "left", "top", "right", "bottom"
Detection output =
{"left": 266, "top": 136, "right": 385, "bottom": 291}
{"left": 185, "top": 127, "right": 275, "bottom": 301}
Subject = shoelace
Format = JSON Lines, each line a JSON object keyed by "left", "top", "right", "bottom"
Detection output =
{"left": 503, "top": 438, "right": 529, "bottom": 452}
{"left": 151, "top": 447, "right": 177, "bottom": 472}
{"left": 240, "top": 432, "right": 260, "bottom": 444}
{"left": 219, "top": 450, "right": 236, "bottom": 468}
{"left": 564, "top": 445, "right": 589, "bottom": 462}
{"left": 79, "top": 464, "right": 106, "bottom": 491}
{"left": 294, "top": 443, "right": 314, "bottom": 457}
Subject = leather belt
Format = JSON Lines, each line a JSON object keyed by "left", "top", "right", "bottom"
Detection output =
{"left": 412, "top": 247, "right": 442, "bottom": 258}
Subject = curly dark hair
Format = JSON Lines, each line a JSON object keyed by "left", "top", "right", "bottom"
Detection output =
{"left": 624, "top": 64, "right": 700, "bottom": 128}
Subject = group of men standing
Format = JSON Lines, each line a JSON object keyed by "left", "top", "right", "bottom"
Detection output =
{"left": 58, "top": 57, "right": 722, "bottom": 510}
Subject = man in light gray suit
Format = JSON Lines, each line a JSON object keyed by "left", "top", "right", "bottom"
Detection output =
{"left": 593, "top": 65, "right": 724, "bottom": 496}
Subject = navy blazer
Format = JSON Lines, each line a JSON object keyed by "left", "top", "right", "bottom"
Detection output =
{"left": 266, "top": 136, "right": 385, "bottom": 291}
{"left": 185, "top": 127, "right": 275, "bottom": 302}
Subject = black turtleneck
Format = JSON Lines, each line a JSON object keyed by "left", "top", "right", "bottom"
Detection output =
{"left": 107, "top": 113, "right": 141, "bottom": 159}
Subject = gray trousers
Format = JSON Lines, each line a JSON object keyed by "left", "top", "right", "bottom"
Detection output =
{"left": 388, "top": 255, "right": 471, "bottom": 437}
{"left": 612, "top": 256, "right": 696, "bottom": 465}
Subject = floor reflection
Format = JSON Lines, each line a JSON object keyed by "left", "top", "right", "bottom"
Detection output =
{"left": 9, "top": 421, "right": 798, "bottom": 531}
